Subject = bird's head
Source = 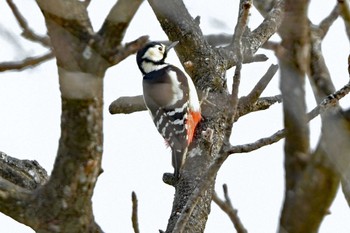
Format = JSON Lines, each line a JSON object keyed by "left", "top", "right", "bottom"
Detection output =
{"left": 137, "top": 41, "right": 179, "bottom": 75}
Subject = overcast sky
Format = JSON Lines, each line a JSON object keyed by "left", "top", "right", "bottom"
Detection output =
{"left": 1, "top": 0, "right": 350, "bottom": 232}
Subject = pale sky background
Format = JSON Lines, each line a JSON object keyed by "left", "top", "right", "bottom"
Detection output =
{"left": 1, "top": 0, "right": 350, "bottom": 232}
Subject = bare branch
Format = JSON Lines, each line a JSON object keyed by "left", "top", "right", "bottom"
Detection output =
{"left": 237, "top": 64, "right": 279, "bottom": 119}
{"left": 0, "top": 176, "right": 32, "bottom": 224}
{"left": 0, "top": 51, "right": 54, "bottom": 72}
{"left": 109, "top": 95, "right": 146, "bottom": 114}
{"left": 6, "top": 0, "right": 51, "bottom": 47}
{"left": 338, "top": 0, "right": 350, "bottom": 40}
{"left": 225, "top": 0, "right": 252, "bottom": 144}
{"left": 109, "top": 36, "right": 149, "bottom": 66}
{"left": 318, "top": 4, "right": 340, "bottom": 39}
{"left": 109, "top": 94, "right": 282, "bottom": 117}
{"left": 172, "top": 152, "right": 228, "bottom": 233}
{"left": 213, "top": 184, "right": 247, "bottom": 233}
{"left": 246, "top": 0, "right": 284, "bottom": 56}
{"left": 96, "top": 0, "right": 144, "bottom": 64}
{"left": 226, "top": 129, "right": 285, "bottom": 154}
{"left": 227, "top": 80, "right": 350, "bottom": 156}
{"left": 131, "top": 191, "right": 140, "bottom": 233}
{"left": 237, "top": 95, "right": 282, "bottom": 118}
{"left": 0, "top": 151, "right": 48, "bottom": 190}
{"left": 0, "top": 151, "right": 48, "bottom": 225}
{"left": 247, "top": 64, "right": 279, "bottom": 101}
{"left": 231, "top": 0, "right": 252, "bottom": 82}
{"left": 219, "top": 0, "right": 284, "bottom": 69}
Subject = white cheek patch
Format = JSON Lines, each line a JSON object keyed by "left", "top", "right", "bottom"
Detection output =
{"left": 142, "top": 47, "right": 164, "bottom": 62}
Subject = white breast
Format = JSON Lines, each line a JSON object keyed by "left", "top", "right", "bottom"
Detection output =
{"left": 141, "top": 61, "right": 167, "bottom": 74}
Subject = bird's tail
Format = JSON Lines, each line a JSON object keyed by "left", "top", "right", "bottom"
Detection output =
{"left": 172, "top": 148, "right": 188, "bottom": 178}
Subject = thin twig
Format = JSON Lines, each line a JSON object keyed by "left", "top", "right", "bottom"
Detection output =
{"left": 213, "top": 184, "right": 248, "bottom": 233}
{"left": 229, "top": 0, "right": 252, "bottom": 123}
{"left": 236, "top": 64, "right": 279, "bottom": 120}
{"left": 226, "top": 81, "right": 350, "bottom": 155}
{"left": 131, "top": 191, "right": 140, "bottom": 233}
{"left": 226, "top": 129, "right": 285, "bottom": 154}
{"left": 246, "top": 64, "right": 279, "bottom": 102}
{"left": 0, "top": 51, "right": 54, "bottom": 72}
{"left": 6, "top": 0, "right": 51, "bottom": 47}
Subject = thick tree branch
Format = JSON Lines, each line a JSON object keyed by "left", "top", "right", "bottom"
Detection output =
{"left": 278, "top": 6, "right": 311, "bottom": 230}
{"left": 0, "top": 151, "right": 48, "bottom": 190}
{"left": 147, "top": 0, "right": 229, "bottom": 232}
{"left": 0, "top": 51, "right": 54, "bottom": 72}
{"left": 0, "top": 177, "right": 32, "bottom": 224}
{"left": 109, "top": 95, "right": 146, "bottom": 114}
{"left": 95, "top": 0, "right": 145, "bottom": 65}
{"left": 0, "top": 151, "right": 49, "bottom": 227}
{"left": 213, "top": 184, "right": 247, "bottom": 233}
{"left": 172, "top": 2, "right": 253, "bottom": 232}
{"left": 108, "top": 36, "right": 149, "bottom": 66}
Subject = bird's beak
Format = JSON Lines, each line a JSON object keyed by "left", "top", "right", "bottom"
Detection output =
{"left": 166, "top": 41, "right": 179, "bottom": 53}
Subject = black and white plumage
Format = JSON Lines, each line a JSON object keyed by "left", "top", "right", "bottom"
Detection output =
{"left": 136, "top": 41, "right": 201, "bottom": 178}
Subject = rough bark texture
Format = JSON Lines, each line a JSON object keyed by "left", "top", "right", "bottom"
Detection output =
{"left": 147, "top": 1, "right": 227, "bottom": 231}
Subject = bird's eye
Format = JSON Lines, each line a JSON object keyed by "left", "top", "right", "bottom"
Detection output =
{"left": 158, "top": 46, "right": 163, "bottom": 52}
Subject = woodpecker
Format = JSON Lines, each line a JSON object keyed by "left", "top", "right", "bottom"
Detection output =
{"left": 136, "top": 41, "right": 201, "bottom": 178}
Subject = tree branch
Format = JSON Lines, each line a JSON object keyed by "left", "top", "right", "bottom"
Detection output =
{"left": 318, "top": 4, "right": 340, "bottom": 39}
{"left": 109, "top": 35, "right": 149, "bottom": 66}
{"left": 338, "top": 0, "right": 350, "bottom": 41}
{"left": 131, "top": 191, "right": 140, "bottom": 233}
{"left": 6, "top": 0, "right": 51, "bottom": 47}
{"left": 219, "top": 0, "right": 284, "bottom": 68}
{"left": 109, "top": 95, "right": 146, "bottom": 114}
{"left": 0, "top": 51, "right": 54, "bottom": 72}
{"left": 0, "top": 151, "right": 48, "bottom": 190}
{"left": 227, "top": 80, "right": 350, "bottom": 156}
{"left": 213, "top": 184, "right": 247, "bottom": 233}
{"left": 173, "top": 2, "right": 252, "bottom": 232}
{"left": 237, "top": 64, "right": 279, "bottom": 119}
{"left": 0, "top": 151, "right": 49, "bottom": 226}
{"left": 95, "top": 0, "right": 144, "bottom": 65}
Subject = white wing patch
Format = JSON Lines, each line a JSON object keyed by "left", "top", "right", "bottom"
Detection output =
{"left": 187, "top": 75, "right": 200, "bottom": 112}
{"left": 167, "top": 70, "right": 184, "bottom": 106}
